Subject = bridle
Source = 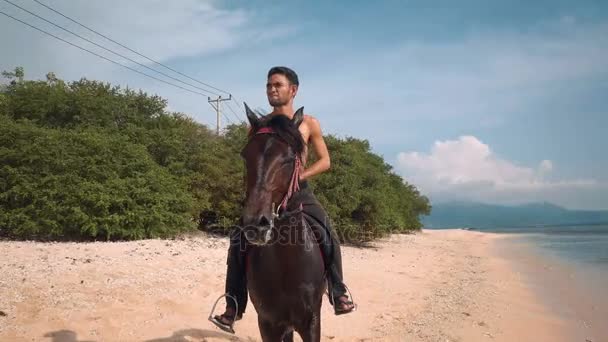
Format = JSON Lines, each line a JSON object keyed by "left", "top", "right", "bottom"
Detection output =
{"left": 250, "top": 126, "right": 304, "bottom": 234}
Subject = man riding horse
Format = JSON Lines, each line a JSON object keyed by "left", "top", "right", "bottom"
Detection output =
{"left": 210, "top": 66, "right": 356, "bottom": 333}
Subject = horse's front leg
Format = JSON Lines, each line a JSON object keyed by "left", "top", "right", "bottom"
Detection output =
{"left": 258, "top": 318, "right": 288, "bottom": 342}
{"left": 282, "top": 331, "right": 294, "bottom": 342}
{"left": 296, "top": 311, "right": 321, "bottom": 342}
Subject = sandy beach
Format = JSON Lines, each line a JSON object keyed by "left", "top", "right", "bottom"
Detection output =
{"left": 0, "top": 229, "right": 602, "bottom": 341}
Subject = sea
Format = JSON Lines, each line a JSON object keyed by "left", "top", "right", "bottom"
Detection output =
{"left": 472, "top": 224, "right": 608, "bottom": 340}
{"left": 472, "top": 224, "right": 608, "bottom": 268}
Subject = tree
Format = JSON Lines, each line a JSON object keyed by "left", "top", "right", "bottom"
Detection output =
{"left": 1, "top": 66, "right": 24, "bottom": 83}
{"left": 0, "top": 117, "right": 195, "bottom": 241}
{"left": 0, "top": 68, "right": 432, "bottom": 242}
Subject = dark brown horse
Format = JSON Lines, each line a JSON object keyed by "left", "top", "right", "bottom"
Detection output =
{"left": 239, "top": 104, "right": 326, "bottom": 342}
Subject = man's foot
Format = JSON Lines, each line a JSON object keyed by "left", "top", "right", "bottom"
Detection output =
{"left": 209, "top": 307, "right": 242, "bottom": 334}
{"left": 334, "top": 294, "right": 356, "bottom": 315}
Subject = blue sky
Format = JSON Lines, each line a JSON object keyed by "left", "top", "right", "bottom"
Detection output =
{"left": 1, "top": 0, "right": 607, "bottom": 209}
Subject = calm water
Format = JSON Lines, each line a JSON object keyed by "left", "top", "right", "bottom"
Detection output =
{"left": 474, "top": 224, "right": 608, "bottom": 268}
{"left": 477, "top": 224, "right": 608, "bottom": 340}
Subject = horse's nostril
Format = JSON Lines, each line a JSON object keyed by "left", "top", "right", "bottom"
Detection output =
{"left": 258, "top": 215, "right": 270, "bottom": 226}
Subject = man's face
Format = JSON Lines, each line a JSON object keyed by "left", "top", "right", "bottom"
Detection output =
{"left": 266, "top": 73, "right": 297, "bottom": 107}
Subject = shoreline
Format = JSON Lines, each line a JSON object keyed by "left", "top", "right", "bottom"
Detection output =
{"left": 492, "top": 233, "right": 608, "bottom": 341}
{"left": 0, "top": 229, "right": 603, "bottom": 341}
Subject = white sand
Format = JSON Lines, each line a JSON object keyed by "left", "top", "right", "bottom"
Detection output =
{"left": 0, "top": 229, "right": 589, "bottom": 341}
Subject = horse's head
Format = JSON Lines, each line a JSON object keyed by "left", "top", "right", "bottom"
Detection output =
{"left": 240, "top": 103, "right": 305, "bottom": 245}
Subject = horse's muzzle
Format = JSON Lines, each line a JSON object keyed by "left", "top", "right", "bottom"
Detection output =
{"left": 243, "top": 225, "right": 273, "bottom": 246}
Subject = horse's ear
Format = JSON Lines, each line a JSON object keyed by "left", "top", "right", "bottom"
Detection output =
{"left": 293, "top": 107, "right": 304, "bottom": 127}
{"left": 244, "top": 102, "right": 260, "bottom": 128}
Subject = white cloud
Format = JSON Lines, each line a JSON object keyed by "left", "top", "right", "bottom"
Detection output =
{"left": 539, "top": 160, "right": 553, "bottom": 175}
{"left": 396, "top": 136, "right": 606, "bottom": 209}
{"left": 398, "top": 136, "right": 541, "bottom": 188}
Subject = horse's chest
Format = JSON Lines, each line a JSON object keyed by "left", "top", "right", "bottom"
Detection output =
{"left": 246, "top": 246, "right": 325, "bottom": 320}
{"left": 247, "top": 249, "right": 310, "bottom": 290}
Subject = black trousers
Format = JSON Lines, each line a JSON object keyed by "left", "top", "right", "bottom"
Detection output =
{"left": 224, "top": 182, "right": 347, "bottom": 315}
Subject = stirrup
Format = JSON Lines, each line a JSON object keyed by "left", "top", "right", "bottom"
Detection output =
{"left": 208, "top": 294, "right": 239, "bottom": 334}
{"left": 330, "top": 284, "right": 357, "bottom": 315}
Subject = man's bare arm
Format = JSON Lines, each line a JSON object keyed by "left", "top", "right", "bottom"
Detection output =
{"left": 300, "top": 117, "right": 330, "bottom": 180}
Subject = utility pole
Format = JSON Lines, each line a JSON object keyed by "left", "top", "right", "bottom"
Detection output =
{"left": 207, "top": 94, "right": 232, "bottom": 135}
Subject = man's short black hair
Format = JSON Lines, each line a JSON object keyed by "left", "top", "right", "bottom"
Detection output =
{"left": 268, "top": 66, "right": 299, "bottom": 86}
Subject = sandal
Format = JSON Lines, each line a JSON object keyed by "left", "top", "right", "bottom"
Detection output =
{"left": 209, "top": 311, "right": 242, "bottom": 334}
{"left": 334, "top": 295, "right": 356, "bottom": 315}
{"left": 330, "top": 284, "right": 357, "bottom": 315}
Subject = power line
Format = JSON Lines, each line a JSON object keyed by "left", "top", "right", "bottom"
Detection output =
{"left": 221, "top": 111, "right": 233, "bottom": 126}
{"left": 224, "top": 100, "right": 244, "bottom": 123}
{"left": 230, "top": 95, "right": 244, "bottom": 110}
{"left": 30, "top": 0, "right": 234, "bottom": 97}
{"left": 0, "top": 9, "right": 212, "bottom": 98}
{"left": 27, "top": 0, "right": 248, "bottom": 124}
{"left": 3, "top": 0, "right": 218, "bottom": 97}
{"left": 2, "top": 3, "right": 246, "bottom": 129}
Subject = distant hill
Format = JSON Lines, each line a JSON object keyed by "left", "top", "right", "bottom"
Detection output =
{"left": 422, "top": 201, "right": 608, "bottom": 229}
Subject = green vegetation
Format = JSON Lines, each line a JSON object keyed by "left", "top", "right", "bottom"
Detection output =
{"left": 0, "top": 68, "right": 430, "bottom": 242}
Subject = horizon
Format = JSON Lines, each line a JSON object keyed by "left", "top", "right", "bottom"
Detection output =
{"left": 1, "top": 0, "right": 607, "bottom": 210}
{"left": 430, "top": 200, "right": 608, "bottom": 212}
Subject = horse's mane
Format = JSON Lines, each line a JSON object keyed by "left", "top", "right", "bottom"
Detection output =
{"left": 254, "top": 114, "right": 305, "bottom": 155}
